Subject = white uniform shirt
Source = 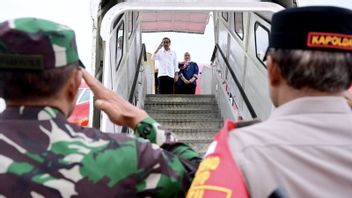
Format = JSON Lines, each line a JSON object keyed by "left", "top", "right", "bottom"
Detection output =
{"left": 152, "top": 49, "right": 178, "bottom": 78}
{"left": 228, "top": 97, "right": 352, "bottom": 197}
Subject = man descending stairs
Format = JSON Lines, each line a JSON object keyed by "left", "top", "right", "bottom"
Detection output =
{"left": 144, "top": 94, "right": 223, "bottom": 156}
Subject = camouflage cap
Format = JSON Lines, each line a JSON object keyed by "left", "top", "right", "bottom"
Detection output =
{"left": 0, "top": 18, "right": 84, "bottom": 70}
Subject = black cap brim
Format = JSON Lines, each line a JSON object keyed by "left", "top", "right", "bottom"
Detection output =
{"left": 78, "top": 60, "right": 86, "bottom": 69}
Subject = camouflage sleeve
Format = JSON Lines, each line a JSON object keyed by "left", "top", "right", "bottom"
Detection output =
{"left": 135, "top": 117, "right": 200, "bottom": 163}
{"left": 134, "top": 117, "right": 201, "bottom": 196}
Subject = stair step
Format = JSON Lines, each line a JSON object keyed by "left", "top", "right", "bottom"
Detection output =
{"left": 181, "top": 139, "right": 212, "bottom": 144}
{"left": 155, "top": 117, "right": 223, "bottom": 122}
{"left": 144, "top": 104, "right": 218, "bottom": 111}
{"left": 145, "top": 101, "right": 217, "bottom": 105}
{"left": 146, "top": 95, "right": 216, "bottom": 103}
{"left": 144, "top": 94, "right": 222, "bottom": 155}
{"left": 186, "top": 141, "right": 211, "bottom": 155}
{"left": 149, "top": 113, "right": 221, "bottom": 120}
{"left": 170, "top": 128, "right": 220, "bottom": 133}
{"left": 146, "top": 109, "right": 220, "bottom": 114}
{"left": 160, "top": 120, "right": 223, "bottom": 130}
{"left": 174, "top": 131, "right": 218, "bottom": 140}
{"left": 146, "top": 94, "right": 215, "bottom": 98}
{"left": 160, "top": 121, "right": 223, "bottom": 130}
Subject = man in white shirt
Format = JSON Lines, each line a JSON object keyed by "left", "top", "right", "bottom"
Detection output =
{"left": 152, "top": 37, "right": 178, "bottom": 94}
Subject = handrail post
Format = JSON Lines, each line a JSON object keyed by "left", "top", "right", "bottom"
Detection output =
{"left": 210, "top": 44, "right": 257, "bottom": 119}
{"left": 121, "top": 43, "right": 147, "bottom": 133}
{"left": 210, "top": 45, "right": 218, "bottom": 63}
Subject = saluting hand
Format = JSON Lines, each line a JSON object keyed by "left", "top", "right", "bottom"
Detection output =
{"left": 82, "top": 70, "right": 148, "bottom": 129}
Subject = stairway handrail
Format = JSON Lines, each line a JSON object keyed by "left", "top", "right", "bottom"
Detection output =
{"left": 121, "top": 43, "right": 147, "bottom": 133}
{"left": 128, "top": 43, "right": 147, "bottom": 103}
{"left": 211, "top": 44, "right": 257, "bottom": 119}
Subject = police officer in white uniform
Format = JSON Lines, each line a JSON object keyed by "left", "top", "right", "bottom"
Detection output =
{"left": 229, "top": 6, "right": 352, "bottom": 197}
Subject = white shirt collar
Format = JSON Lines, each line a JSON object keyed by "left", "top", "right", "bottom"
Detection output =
{"left": 271, "top": 96, "right": 351, "bottom": 119}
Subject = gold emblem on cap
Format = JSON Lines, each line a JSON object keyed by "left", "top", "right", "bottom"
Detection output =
{"left": 307, "top": 32, "right": 352, "bottom": 51}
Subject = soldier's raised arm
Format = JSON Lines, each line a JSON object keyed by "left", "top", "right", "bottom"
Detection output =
{"left": 83, "top": 70, "right": 201, "bottom": 196}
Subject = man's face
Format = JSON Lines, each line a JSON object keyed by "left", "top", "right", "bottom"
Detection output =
{"left": 162, "top": 39, "right": 170, "bottom": 49}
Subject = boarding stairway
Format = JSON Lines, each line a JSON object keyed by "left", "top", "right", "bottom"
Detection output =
{"left": 144, "top": 94, "right": 223, "bottom": 155}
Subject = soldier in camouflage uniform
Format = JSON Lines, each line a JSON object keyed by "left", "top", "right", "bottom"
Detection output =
{"left": 0, "top": 18, "right": 200, "bottom": 197}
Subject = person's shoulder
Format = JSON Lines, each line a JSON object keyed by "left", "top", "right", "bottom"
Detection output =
{"left": 76, "top": 125, "right": 157, "bottom": 149}
{"left": 228, "top": 119, "right": 280, "bottom": 147}
{"left": 235, "top": 118, "right": 283, "bottom": 135}
{"left": 64, "top": 121, "right": 136, "bottom": 144}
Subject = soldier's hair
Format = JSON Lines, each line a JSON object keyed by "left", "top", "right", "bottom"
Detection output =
{"left": 268, "top": 49, "right": 352, "bottom": 92}
{"left": 0, "top": 64, "right": 78, "bottom": 101}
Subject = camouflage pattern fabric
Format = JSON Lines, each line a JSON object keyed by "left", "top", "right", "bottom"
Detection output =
{"left": 0, "top": 18, "right": 84, "bottom": 70}
{"left": 0, "top": 106, "right": 200, "bottom": 197}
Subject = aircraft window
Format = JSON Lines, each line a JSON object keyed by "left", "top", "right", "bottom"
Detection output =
{"left": 116, "top": 22, "right": 124, "bottom": 69}
{"left": 234, "top": 12, "right": 244, "bottom": 40}
{"left": 222, "top": 12, "right": 228, "bottom": 22}
{"left": 128, "top": 12, "right": 133, "bottom": 39}
{"left": 254, "top": 22, "right": 269, "bottom": 67}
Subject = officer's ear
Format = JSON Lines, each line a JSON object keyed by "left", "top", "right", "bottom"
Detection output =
{"left": 267, "top": 55, "right": 282, "bottom": 86}
{"left": 67, "top": 67, "right": 83, "bottom": 102}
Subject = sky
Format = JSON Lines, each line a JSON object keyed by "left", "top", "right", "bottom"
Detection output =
{"left": 0, "top": 0, "right": 93, "bottom": 69}
{"left": 142, "top": 16, "right": 214, "bottom": 65}
{"left": 0, "top": 0, "right": 93, "bottom": 111}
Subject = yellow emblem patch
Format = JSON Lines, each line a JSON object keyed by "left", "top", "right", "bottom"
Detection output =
{"left": 187, "top": 156, "right": 233, "bottom": 198}
{"left": 307, "top": 32, "right": 352, "bottom": 50}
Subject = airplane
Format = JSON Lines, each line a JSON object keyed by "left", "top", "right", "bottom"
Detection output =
{"left": 88, "top": 0, "right": 352, "bottom": 138}
{"left": 68, "top": 81, "right": 91, "bottom": 127}
{"left": 1, "top": 1, "right": 351, "bottom": 135}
